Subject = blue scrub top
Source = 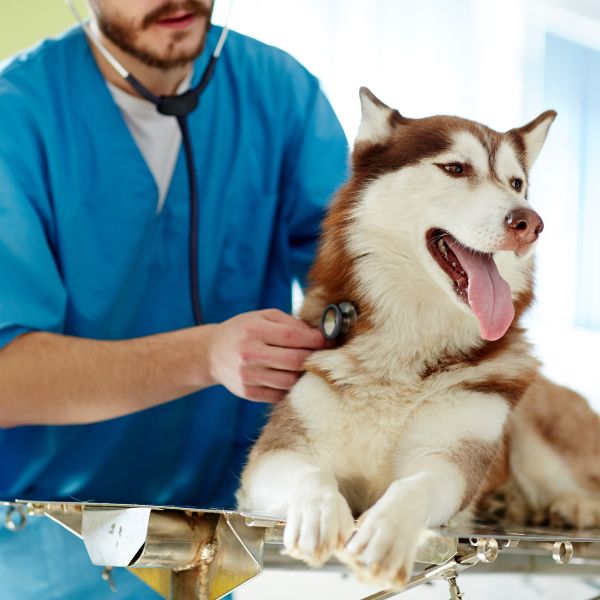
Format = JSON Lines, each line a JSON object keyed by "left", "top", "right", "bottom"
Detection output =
{"left": 0, "top": 25, "right": 348, "bottom": 508}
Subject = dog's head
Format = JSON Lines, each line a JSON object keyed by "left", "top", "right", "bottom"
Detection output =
{"left": 310, "top": 89, "right": 556, "bottom": 343}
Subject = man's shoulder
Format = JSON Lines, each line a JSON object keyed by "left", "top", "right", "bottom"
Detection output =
{"left": 221, "top": 28, "right": 317, "bottom": 89}
{"left": 0, "top": 27, "right": 93, "bottom": 154}
{"left": 0, "top": 27, "right": 87, "bottom": 96}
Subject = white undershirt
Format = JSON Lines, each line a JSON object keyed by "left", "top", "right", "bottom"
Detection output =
{"left": 107, "top": 71, "right": 193, "bottom": 213}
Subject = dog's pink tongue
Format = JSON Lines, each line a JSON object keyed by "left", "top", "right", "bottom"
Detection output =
{"left": 446, "top": 240, "right": 515, "bottom": 341}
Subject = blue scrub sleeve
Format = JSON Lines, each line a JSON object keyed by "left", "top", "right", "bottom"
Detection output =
{"left": 0, "top": 114, "right": 67, "bottom": 349}
{"left": 282, "top": 82, "right": 349, "bottom": 288}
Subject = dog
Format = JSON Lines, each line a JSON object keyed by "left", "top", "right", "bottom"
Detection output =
{"left": 237, "top": 88, "right": 600, "bottom": 587}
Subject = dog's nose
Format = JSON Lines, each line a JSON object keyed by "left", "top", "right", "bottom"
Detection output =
{"left": 505, "top": 208, "right": 544, "bottom": 246}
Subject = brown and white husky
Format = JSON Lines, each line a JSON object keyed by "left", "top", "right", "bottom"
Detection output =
{"left": 237, "top": 88, "right": 600, "bottom": 587}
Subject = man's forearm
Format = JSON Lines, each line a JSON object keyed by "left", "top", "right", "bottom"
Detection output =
{"left": 0, "top": 327, "right": 217, "bottom": 427}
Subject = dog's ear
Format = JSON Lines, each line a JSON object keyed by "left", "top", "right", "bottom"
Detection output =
{"left": 509, "top": 110, "right": 557, "bottom": 168}
{"left": 356, "top": 87, "right": 404, "bottom": 144}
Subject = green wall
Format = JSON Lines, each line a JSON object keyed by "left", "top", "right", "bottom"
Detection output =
{"left": 1, "top": 1, "right": 82, "bottom": 60}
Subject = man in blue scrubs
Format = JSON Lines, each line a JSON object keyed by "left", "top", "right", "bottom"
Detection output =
{"left": 0, "top": 0, "right": 348, "bottom": 597}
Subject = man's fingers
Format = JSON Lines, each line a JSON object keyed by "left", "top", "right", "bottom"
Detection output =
{"left": 258, "top": 309, "right": 327, "bottom": 349}
{"left": 254, "top": 345, "right": 314, "bottom": 372}
{"left": 260, "top": 319, "right": 327, "bottom": 350}
{"left": 261, "top": 308, "right": 306, "bottom": 327}
{"left": 247, "top": 368, "right": 300, "bottom": 391}
{"left": 243, "top": 385, "right": 287, "bottom": 404}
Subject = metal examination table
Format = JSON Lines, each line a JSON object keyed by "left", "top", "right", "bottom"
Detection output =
{"left": 3, "top": 500, "right": 600, "bottom": 599}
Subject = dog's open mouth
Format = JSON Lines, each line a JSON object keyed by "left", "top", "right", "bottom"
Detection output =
{"left": 426, "top": 228, "right": 515, "bottom": 341}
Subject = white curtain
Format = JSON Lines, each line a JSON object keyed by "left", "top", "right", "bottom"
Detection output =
{"left": 215, "top": 0, "right": 530, "bottom": 137}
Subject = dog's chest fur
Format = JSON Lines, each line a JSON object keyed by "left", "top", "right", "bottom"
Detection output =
{"left": 290, "top": 354, "right": 478, "bottom": 508}
{"left": 283, "top": 318, "right": 537, "bottom": 515}
{"left": 289, "top": 372, "right": 416, "bottom": 512}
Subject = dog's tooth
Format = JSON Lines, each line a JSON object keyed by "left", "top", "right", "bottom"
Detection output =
{"left": 452, "top": 262, "right": 457, "bottom": 268}
{"left": 438, "top": 239, "right": 448, "bottom": 259}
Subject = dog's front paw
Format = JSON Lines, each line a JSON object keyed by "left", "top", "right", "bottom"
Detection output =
{"left": 340, "top": 509, "right": 425, "bottom": 588}
{"left": 283, "top": 490, "right": 355, "bottom": 566}
{"left": 549, "top": 493, "right": 600, "bottom": 529}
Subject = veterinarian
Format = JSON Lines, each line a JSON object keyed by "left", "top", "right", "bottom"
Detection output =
{"left": 0, "top": 0, "right": 347, "bottom": 597}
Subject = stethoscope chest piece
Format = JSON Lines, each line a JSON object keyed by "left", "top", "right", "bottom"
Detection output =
{"left": 320, "top": 301, "right": 358, "bottom": 341}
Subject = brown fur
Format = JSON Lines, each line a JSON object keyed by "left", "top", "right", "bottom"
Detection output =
{"left": 304, "top": 362, "right": 345, "bottom": 390}
{"left": 352, "top": 116, "right": 507, "bottom": 181}
{"left": 300, "top": 182, "right": 365, "bottom": 321}
{"left": 517, "top": 376, "right": 600, "bottom": 492}
{"left": 479, "top": 434, "right": 512, "bottom": 497}
{"left": 247, "top": 400, "right": 308, "bottom": 459}
{"left": 339, "top": 475, "right": 382, "bottom": 518}
{"left": 449, "top": 439, "right": 500, "bottom": 511}
{"left": 476, "top": 375, "right": 600, "bottom": 525}
{"left": 458, "top": 375, "right": 532, "bottom": 408}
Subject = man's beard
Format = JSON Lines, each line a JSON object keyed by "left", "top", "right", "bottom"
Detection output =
{"left": 95, "top": 1, "right": 213, "bottom": 71}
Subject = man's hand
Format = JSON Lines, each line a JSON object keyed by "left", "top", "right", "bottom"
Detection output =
{"left": 207, "top": 309, "right": 327, "bottom": 403}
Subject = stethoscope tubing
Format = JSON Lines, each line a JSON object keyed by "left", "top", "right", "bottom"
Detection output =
{"left": 66, "top": 1, "right": 232, "bottom": 326}
{"left": 178, "top": 115, "right": 203, "bottom": 325}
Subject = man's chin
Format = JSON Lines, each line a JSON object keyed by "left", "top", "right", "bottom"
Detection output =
{"left": 97, "top": 14, "right": 209, "bottom": 71}
{"left": 121, "top": 36, "right": 207, "bottom": 70}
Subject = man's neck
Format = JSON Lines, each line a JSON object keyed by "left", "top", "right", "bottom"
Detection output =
{"left": 90, "top": 25, "right": 193, "bottom": 97}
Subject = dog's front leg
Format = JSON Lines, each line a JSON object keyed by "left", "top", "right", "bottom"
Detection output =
{"left": 341, "top": 454, "right": 466, "bottom": 586}
{"left": 342, "top": 391, "right": 509, "bottom": 587}
{"left": 238, "top": 449, "right": 355, "bottom": 566}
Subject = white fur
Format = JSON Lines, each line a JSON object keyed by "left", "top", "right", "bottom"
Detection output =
{"left": 496, "top": 140, "right": 526, "bottom": 189}
{"left": 520, "top": 113, "right": 556, "bottom": 168}
{"left": 355, "top": 88, "right": 395, "bottom": 144}
{"left": 445, "top": 131, "right": 490, "bottom": 175}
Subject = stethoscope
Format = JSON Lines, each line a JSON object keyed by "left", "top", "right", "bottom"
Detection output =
{"left": 66, "top": 0, "right": 232, "bottom": 326}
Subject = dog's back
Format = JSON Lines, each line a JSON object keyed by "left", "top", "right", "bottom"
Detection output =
{"left": 478, "top": 375, "right": 600, "bottom": 528}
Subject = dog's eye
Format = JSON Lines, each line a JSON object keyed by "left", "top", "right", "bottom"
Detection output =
{"left": 511, "top": 177, "right": 523, "bottom": 192}
{"left": 439, "top": 163, "right": 466, "bottom": 176}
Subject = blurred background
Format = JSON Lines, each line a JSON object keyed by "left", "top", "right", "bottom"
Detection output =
{"left": 2, "top": 1, "right": 599, "bottom": 598}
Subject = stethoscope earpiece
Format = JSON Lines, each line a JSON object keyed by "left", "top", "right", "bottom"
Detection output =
{"left": 320, "top": 301, "right": 358, "bottom": 341}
